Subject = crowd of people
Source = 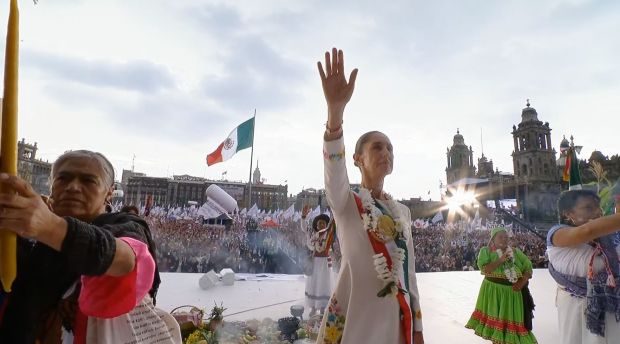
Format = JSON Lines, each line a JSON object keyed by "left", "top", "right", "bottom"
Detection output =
{"left": 147, "top": 215, "right": 309, "bottom": 274}
{"left": 413, "top": 225, "right": 547, "bottom": 272}
{"left": 146, "top": 212, "right": 547, "bottom": 275}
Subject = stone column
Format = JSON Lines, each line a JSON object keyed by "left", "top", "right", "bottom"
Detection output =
{"left": 514, "top": 136, "right": 519, "bottom": 152}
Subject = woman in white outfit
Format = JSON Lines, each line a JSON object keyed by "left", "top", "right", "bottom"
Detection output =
{"left": 301, "top": 207, "right": 333, "bottom": 316}
{"left": 547, "top": 189, "right": 620, "bottom": 344}
{"left": 316, "top": 47, "right": 424, "bottom": 344}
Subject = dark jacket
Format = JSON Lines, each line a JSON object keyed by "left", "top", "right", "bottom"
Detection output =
{"left": 0, "top": 212, "right": 160, "bottom": 344}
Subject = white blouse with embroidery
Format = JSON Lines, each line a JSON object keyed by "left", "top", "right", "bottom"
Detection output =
{"left": 316, "top": 136, "right": 423, "bottom": 344}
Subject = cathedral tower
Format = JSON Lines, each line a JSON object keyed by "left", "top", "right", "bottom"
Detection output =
{"left": 446, "top": 129, "right": 476, "bottom": 185}
{"left": 511, "top": 101, "right": 559, "bottom": 221}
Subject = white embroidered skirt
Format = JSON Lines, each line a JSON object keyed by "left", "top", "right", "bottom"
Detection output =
{"left": 305, "top": 256, "right": 332, "bottom": 309}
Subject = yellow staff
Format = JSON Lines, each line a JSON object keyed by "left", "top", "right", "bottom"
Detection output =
{"left": 0, "top": 0, "right": 20, "bottom": 292}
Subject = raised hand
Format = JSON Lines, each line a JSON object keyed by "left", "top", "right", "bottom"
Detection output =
{"left": 318, "top": 48, "right": 358, "bottom": 133}
{"left": 302, "top": 205, "right": 310, "bottom": 218}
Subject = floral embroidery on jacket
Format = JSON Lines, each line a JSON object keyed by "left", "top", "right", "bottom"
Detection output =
{"left": 322, "top": 294, "right": 345, "bottom": 343}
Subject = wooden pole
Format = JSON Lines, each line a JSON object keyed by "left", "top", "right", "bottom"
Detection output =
{"left": 0, "top": 0, "right": 20, "bottom": 292}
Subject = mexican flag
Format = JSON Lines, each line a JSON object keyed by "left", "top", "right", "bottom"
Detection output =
{"left": 563, "top": 146, "right": 582, "bottom": 190}
{"left": 207, "top": 117, "right": 254, "bottom": 166}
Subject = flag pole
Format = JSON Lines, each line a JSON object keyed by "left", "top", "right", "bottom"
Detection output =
{"left": 247, "top": 109, "right": 256, "bottom": 209}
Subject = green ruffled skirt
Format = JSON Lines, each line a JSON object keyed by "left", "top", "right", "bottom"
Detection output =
{"left": 465, "top": 279, "right": 537, "bottom": 344}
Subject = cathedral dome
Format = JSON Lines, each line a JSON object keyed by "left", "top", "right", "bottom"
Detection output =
{"left": 453, "top": 129, "right": 465, "bottom": 146}
{"left": 560, "top": 136, "right": 570, "bottom": 152}
{"left": 521, "top": 100, "right": 539, "bottom": 122}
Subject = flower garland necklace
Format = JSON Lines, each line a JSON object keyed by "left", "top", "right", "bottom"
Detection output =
{"left": 359, "top": 187, "right": 409, "bottom": 297}
{"left": 495, "top": 247, "right": 518, "bottom": 283}
{"left": 311, "top": 230, "right": 328, "bottom": 252}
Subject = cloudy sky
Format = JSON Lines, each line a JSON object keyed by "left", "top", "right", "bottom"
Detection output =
{"left": 1, "top": 0, "right": 619, "bottom": 201}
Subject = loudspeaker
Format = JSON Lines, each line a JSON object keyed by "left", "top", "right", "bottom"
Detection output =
{"left": 199, "top": 270, "right": 219, "bottom": 290}
{"left": 220, "top": 268, "right": 235, "bottom": 286}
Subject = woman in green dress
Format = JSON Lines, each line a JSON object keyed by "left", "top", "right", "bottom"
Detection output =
{"left": 466, "top": 227, "right": 537, "bottom": 344}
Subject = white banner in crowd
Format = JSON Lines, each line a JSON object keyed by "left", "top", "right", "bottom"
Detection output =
{"left": 283, "top": 204, "right": 295, "bottom": 219}
{"left": 432, "top": 211, "right": 444, "bottom": 224}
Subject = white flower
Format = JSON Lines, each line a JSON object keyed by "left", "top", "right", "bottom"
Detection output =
{"left": 394, "top": 219, "right": 403, "bottom": 233}
{"left": 362, "top": 214, "right": 371, "bottom": 228}
{"left": 495, "top": 247, "right": 518, "bottom": 283}
{"left": 359, "top": 187, "right": 409, "bottom": 297}
{"left": 374, "top": 256, "right": 387, "bottom": 267}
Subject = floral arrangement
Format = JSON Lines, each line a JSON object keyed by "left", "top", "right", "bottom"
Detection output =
{"left": 184, "top": 303, "right": 226, "bottom": 344}
{"left": 185, "top": 322, "right": 218, "bottom": 344}
{"left": 184, "top": 303, "right": 297, "bottom": 344}
{"left": 358, "top": 187, "right": 409, "bottom": 297}
{"left": 495, "top": 247, "right": 518, "bottom": 283}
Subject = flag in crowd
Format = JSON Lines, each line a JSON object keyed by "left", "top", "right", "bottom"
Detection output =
{"left": 432, "top": 210, "right": 444, "bottom": 224}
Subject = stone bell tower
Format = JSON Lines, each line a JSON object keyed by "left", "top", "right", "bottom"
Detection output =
{"left": 446, "top": 129, "right": 476, "bottom": 185}
{"left": 511, "top": 100, "right": 559, "bottom": 222}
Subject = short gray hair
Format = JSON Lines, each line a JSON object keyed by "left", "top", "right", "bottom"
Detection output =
{"left": 51, "top": 150, "right": 115, "bottom": 187}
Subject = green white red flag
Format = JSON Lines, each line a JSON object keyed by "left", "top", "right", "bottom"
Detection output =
{"left": 207, "top": 117, "right": 254, "bottom": 166}
{"left": 562, "top": 146, "right": 582, "bottom": 190}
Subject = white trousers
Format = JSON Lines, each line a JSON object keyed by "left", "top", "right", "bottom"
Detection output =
{"left": 557, "top": 288, "right": 620, "bottom": 344}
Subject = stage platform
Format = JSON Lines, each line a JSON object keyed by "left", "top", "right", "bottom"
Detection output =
{"left": 158, "top": 269, "right": 559, "bottom": 343}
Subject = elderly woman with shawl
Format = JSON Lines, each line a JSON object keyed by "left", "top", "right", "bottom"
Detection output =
{"left": 0, "top": 150, "right": 161, "bottom": 344}
{"left": 466, "top": 227, "right": 537, "bottom": 344}
{"left": 547, "top": 190, "right": 620, "bottom": 343}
